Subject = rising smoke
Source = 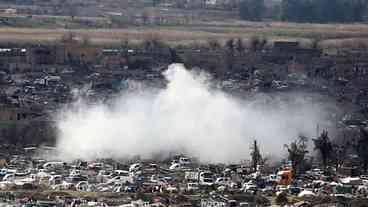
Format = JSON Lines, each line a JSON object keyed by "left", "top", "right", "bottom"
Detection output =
{"left": 55, "top": 64, "right": 333, "bottom": 163}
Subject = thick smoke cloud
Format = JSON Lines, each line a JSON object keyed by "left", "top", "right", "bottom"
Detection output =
{"left": 55, "top": 64, "right": 332, "bottom": 163}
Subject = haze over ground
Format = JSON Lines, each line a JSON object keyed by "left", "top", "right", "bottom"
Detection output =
{"left": 55, "top": 64, "right": 334, "bottom": 163}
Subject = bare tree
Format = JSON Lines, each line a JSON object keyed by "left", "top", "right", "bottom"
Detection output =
{"left": 284, "top": 135, "right": 309, "bottom": 176}
{"left": 250, "top": 140, "right": 262, "bottom": 172}
{"left": 354, "top": 127, "right": 368, "bottom": 173}
{"left": 332, "top": 141, "right": 349, "bottom": 172}
{"left": 225, "top": 38, "right": 235, "bottom": 54}
{"left": 249, "top": 36, "right": 268, "bottom": 52}
{"left": 236, "top": 38, "right": 245, "bottom": 54}
{"left": 207, "top": 39, "right": 221, "bottom": 50}
{"left": 313, "top": 130, "right": 333, "bottom": 170}
{"left": 311, "top": 37, "right": 322, "bottom": 49}
{"left": 121, "top": 39, "right": 129, "bottom": 49}
{"left": 81, "top": 34, "right": 91, "bottom": 47}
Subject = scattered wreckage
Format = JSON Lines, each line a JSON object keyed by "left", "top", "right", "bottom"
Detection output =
{"left": 0, "top": 153, "right": 366, "bottom": 206}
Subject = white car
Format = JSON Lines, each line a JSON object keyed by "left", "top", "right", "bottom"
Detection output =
{"left": 129, "top": 163, "right": 141, "bottom": 172}
{"left": 200, "top": 178, "right": 214, "bottom": 186}
{"left": 360, "top": 175, "right": 368, "bottom": 180}
{"left": 166, "top": 186, "right": 178, "bottom": 193}
{"left": 243, "top": 183, "right": 257, "bottom": 193}
{"left": 242, "top": 180, "right": 257, "bottom": 191}
{"left": 113, "top": 170, "right": 130, "bottom": 177}
{"left": 70, "top": 170, "right": 81, "bottom": 177}
{"left": 276, "top": 185, "right": 288, "bottom": 192}
{"left": 43, "top": 162, "right": 64, "bottom": 171}
{"left": 107, "top": 176, "right": 131, "bottom": 184}
{"left": 169, "top": 163, "right": 181, "bottom": 170}
{"left": 88, "top": 162, "right": 104, "bottom": 169}
{"left": 2, "top": 174, "right": 15, "bottom": 182}
{"left": 187, "top": 182, "right": 199, "bottom": 191}
{"left": 310, "top": 168, "right": 323, "bottom": 175}
{"left": 215, "top": 177, "right": 231, "bottom": 185}
{"left": 49, "top": 175, "right": 62, "bottom": 185}
{"left": 179, "top": 157, "right": 191, "bottom": 165}
{"left": 150, "top": 175, "right": 166, "bottom": 184}
{"left": 76, "top": 181, "right": 89, "bottom": 191}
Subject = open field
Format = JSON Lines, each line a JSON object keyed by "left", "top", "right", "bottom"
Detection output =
{"left": 0, "top": 21, "right": 368, "bottom": 47}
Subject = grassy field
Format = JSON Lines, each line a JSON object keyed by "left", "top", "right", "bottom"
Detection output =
{"left": 0, "top": 20, "right": 368, "bottom": 47}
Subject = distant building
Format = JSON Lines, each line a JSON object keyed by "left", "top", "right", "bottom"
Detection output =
{"left": 28, "top": 46, "right": 65, "bottom": 65}
{"left": 0, "top": 105, "right": 40, "bottom": 122}
{"left": 273, "top": 41, "right": 300, "bottom": 52}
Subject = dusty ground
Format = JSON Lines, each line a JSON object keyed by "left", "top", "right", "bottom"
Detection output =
{"left": 0, "top": 20, "right": 367, "bottom": 47}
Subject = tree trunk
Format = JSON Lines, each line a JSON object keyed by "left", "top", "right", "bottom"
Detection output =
{"left": 335, "top": 161, "right": 339, "bottom": 173}
{"left": 323, "top": 157, "right": 327, "bottom": 171}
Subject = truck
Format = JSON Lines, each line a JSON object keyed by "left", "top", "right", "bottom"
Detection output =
{"left": 277, "top": 170, "right": 293, "bottom": 186}
{"left": 199, "top": 171, "right": 214, "bottom": 186}
{"left": 185, "top": 171, "right": 200, "bottom": 182}
{"left": 185, "top": 170, "right": 214, "bottom": 186}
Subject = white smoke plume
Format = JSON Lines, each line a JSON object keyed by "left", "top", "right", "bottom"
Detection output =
{"left": 55, "top": 64, "right": 334, "bottom": 163}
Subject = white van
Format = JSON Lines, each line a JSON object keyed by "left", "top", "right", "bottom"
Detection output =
{"left": 43, "top": 162, "right": 65, "bottom": 171}
{"left": 199, "top": 171, "right": 214, "bottom": 186}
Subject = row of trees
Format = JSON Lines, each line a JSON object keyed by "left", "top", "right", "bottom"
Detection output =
{"left": 251, "top": 127, "right": 368, "bottom": 176}
{"left": 207, "top": 37, "right": 268, "bottom": 53}
{"left": 239, "top": 0, "right": 368, "bottom": 23}
{"left": 288, "top": 128, "right": 368, "bottom": 176}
